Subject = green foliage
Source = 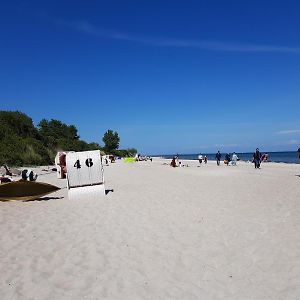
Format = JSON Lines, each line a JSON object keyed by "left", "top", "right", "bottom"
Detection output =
{"left": 37, "top": 119, "right": 102, "bottom": 161}
{"left": 0, "top": 111, "right": 100, "bottom": 166}
{"left": 0, "top": 110, "right": 38, "bottom": 138}
{"left": 0, "top": 111, "right": 135, "bottom": 166}
{"left": 0, "top": 111, "right": 41, "bottom": 166}
{"left": 127, "top": 148, "right": 138, "bottom": 156}
{"left": 22, "top": 138, "right": 51, "bottom": 165}
{"left": 0, "top": 133, "right": 24, "bottom": 166}
{"left": 38, "top": 119, "right": 79, "bottom": 149}
{"left": 102, "top": 130, "right": 120, "bottom": 153}
{"left": 113, "top": 148, "right": 137, "bottom": 157}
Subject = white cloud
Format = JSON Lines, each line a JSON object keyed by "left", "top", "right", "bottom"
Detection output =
{"left": 214, "top": 144, "right": 238, "bottom": 148}
{"left": 276, "top": 129, "right": 300, "bottom": 135}
{"left": 286, "top": 139, "right": 300, "bottom": 145}
{"left": 53, "top": 19, "right": 300, "bottom": 53}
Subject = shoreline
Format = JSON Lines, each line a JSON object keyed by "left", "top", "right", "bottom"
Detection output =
{"left": 152, "top": 151, "right": 300, "bottom": 164}
{"left": 152, "top": 156, "right": 300, "bottom": 166}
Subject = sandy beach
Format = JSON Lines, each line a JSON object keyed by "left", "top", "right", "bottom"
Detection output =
{"left": 1, "top": 159, "right": 300, "bottom": 300}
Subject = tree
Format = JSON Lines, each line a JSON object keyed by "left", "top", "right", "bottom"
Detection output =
{"left": 102, "top": 130, "right": 120, "bottom": 153}
{"left": 38, "top": 119, "right": 80, "bottom": 147}
{"left": 0, "top": 110, "right": 132, "bottom": 165}
{"left": 114, "top": 148, "right": 137, "bottom": 157}
{"left": 0, "top": 110, "right": 38, "bottom": 138}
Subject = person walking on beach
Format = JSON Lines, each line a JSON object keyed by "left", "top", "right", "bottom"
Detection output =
{"left": 231, "top": 152, "right": 239, "bottom": 166}
{"left": 198, "top": 154, "right": 203, "bottom": 165}
{"left": 253, "top": 148, "right": 262, "bottom": 169}
{"left": 215, "top": 151, "right": 221, "bottom": 166}
{"left": 224, "top": 153, "right": 230, "bottom": 166}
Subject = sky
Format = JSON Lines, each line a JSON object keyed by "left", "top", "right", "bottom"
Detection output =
{"left": 1, "top": 0, "right": 300, "bottom": 154}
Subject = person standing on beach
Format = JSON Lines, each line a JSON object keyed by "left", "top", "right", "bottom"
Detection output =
{"left": 231, "top": 152, "right": 239, "bottom": 166}
{"left": 198, "top": 154, "right": 203, "bottom": 165}
{"left": 224, "top": 153, "right": 230, "bottom": 166}
{"left": 298, "top": 147, "right": 300, "bottom": 159}
{"left": 253, "top": 148, "right": 262, "bottom": 169}
{"left": 215, "top": 151, "right": 221, "bottom": 166}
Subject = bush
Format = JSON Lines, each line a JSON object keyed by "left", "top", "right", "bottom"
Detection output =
{"left": 0, "top": 111, "right": 135, "bottom": 166}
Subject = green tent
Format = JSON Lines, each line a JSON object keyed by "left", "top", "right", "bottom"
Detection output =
{"left": 124, "top": 157, "right": 136, "bottom": 163}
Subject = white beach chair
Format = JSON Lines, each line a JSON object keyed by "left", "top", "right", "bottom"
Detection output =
{"left": 66, "top": 150, "right": 105, "bottom": 200}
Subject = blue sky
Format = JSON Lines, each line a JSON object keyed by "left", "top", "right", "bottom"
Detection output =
{"left": 1, "top": 0, "right": 300, "bottom": 154}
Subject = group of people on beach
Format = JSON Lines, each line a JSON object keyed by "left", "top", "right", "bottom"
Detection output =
{"left": 198, "top": 154, "right": 208, "bottom": 165}
{"left": 219, "top": 149, "right": 268, "bottom": 168}
{"left": 170, "top": 148, "right": 273, "bottom": 169}
{"left": 0, "top": 165, "right": 38, "bottom": 183}
{"left": 198, "top": 152, "right": 239, "bottom": 166}
{"left": 170, "top": 155, "right": 189, "bottom": 167}
{"left": 214, "top": 151, "right": 239, "bottom": 166}
{"left": 215, "top": 149, "right": 269, "bottom": 168}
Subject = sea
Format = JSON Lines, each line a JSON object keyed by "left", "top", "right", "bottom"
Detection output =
{"left": 155, "top": 151, "right": 300, "bottom": 164}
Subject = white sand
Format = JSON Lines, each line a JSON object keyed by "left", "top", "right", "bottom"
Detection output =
{"left": 1, "top": 159, "right": 300, "bottom": 299}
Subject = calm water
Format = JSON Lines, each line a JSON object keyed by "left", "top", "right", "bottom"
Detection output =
{"left": 157, "top": 151, "right": 300, "bottom": 164}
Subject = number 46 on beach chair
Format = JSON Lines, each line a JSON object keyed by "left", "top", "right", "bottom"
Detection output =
{"left": 66, "top": 150, "right": 105, "bottom": 200}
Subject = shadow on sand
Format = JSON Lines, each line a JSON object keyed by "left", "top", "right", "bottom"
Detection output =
{"left": 105, "top": 189, "right": 114, "bottom": 195}
{"left": 26, "top": 196, "right": 65, "bottom": 202}
{"left": 26, "top": 190, "right": 114, "bottom": 201}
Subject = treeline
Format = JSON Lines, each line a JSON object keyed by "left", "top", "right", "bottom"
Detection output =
{"left": 0, "top": 111, "right": 137, "bottom": 166}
